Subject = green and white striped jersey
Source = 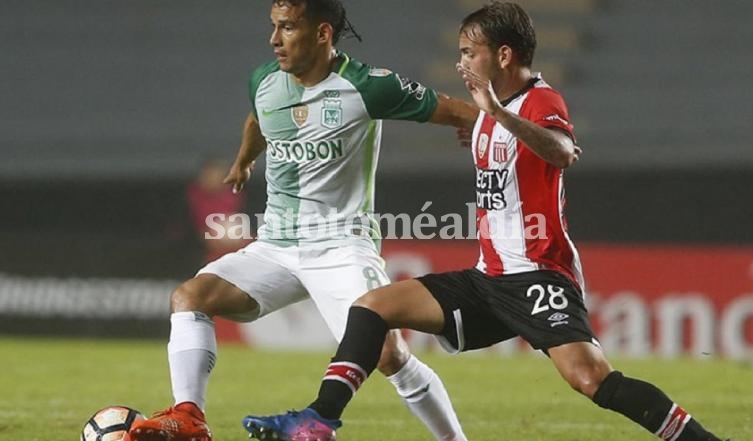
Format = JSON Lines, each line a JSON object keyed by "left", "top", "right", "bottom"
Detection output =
{"left": 249, "top": 51, "right": 438, "bottom": 246}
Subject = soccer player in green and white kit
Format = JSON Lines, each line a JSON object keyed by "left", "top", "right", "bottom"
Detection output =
{"left": 128, "top": 1, "right": 478, "bottom": 441}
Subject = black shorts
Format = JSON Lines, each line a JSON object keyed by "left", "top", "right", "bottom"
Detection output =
{"left": 417, "top": 268, "right": 598, "bottom": 352}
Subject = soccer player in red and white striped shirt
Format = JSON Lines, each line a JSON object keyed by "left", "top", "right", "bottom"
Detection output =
{"left": 243, "top": 3, "right": 728, "bottom": 440}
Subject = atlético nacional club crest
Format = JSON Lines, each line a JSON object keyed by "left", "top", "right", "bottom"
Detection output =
{"left": 321, "top": 98, "right": 342, "bottom": 129}
{"left": 291, "top": 105, "right": 309, "bottom": 128}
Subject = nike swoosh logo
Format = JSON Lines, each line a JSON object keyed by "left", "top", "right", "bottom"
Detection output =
{"left": 261, "top": 103, "right": 301, "bottom": 117}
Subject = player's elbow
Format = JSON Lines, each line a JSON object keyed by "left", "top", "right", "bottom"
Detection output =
{"left": 551, "top": 140, "right": 579, "bottom": 169}
{"left": 556, "top": 151, "right": 577, "bottom": 169}
{"left": 547, "top": 150, "right": 576, "bottom": 169}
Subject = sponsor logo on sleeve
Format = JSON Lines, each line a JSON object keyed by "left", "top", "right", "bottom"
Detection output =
{"left": 543, "top": 114, "right": 570, "bottom": 126}
{"left": 368, "top": 67, "right": 392, "bottom": 77}
{"left": 397, "top": 75, "right": 427, "bottom": 100}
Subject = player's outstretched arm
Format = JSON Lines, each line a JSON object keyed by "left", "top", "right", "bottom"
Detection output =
{"left": 428, "top": 94, "right": 479, "bottom": 130}
{"left": 223, "top": 111, "right": 267, "bottom": 194}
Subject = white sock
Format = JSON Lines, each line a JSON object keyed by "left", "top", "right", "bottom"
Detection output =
{"left": 387, "top": 355, "right": 467, "bottom": 441}
{"left": 167, "top": 311, "right": 217, "bottom": 411}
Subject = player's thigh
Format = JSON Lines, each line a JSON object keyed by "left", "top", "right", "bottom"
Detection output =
{"left": 356, "top": 280, "right": 445, "bottom": 333}
{"left": 418, "top": 269, "right": 518, "bottom": 353}
{"left": 196, "top": 241, "right": 307, "bottom": 322}
{"left": 297, "top": 243, "right": 392, "bottom": 341}
{"left": 487, "top": 270, "right": 598, "bottom": 351}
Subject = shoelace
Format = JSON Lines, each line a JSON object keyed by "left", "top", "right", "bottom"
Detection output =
{"left": 150, "top": 407, "right": 176, "bottom": 418}
{"left": 255, "top": 410, "right": 302, "bottom": 427}
{"left": 277, "top": 410, "right": 301, "bottom": 424}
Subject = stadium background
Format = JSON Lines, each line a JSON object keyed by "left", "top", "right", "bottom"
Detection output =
{"left": 1, "top": 0, "right": 752, "bottom": 360}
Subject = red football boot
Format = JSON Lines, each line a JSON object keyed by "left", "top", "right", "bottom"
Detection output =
{"left": 127, "top": 402, "right": 212, "bottom": 441}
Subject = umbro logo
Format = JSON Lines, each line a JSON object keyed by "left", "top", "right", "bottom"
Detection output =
{"left": 547, "top": 312, "right": 569, "bottom": 327}
{"left": 547, "top": 312, "right": 569, "bottom": 321}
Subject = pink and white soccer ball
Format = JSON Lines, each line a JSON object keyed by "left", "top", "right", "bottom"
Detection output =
{"left": 81, "top": 406, "right": 145, "bottom": 441}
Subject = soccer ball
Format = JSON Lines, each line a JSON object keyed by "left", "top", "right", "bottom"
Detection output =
{"left": 81, "top": 406, "right": 145, "bottom": 441}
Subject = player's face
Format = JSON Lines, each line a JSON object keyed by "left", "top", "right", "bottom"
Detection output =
{"left": 269, "top": 3, "right": 320, "bottom": 75}
{"left": 458, "top": 29, "right": 499, "bottom": 82}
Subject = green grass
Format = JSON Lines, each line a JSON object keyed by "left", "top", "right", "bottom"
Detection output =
{"left": 1, "top": 337, "right": 750, "bottom": 441}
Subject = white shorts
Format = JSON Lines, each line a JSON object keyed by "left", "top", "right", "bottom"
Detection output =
{"left": 196, "top": 239, "right": 389, "bottom": 341}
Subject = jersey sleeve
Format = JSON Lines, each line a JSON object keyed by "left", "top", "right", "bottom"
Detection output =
{"left": 248, "top": 60, "right": 280, "bottom": 118}
{"left": 521, "top": 87, "right": 576, "bottom": 141}
{"left": 340, "top": 59, "right": 438, "bottom": 122}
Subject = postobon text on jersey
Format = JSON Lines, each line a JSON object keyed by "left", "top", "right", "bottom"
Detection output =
{"left": 267, "top": 138, "right": 344, "bottom": 163}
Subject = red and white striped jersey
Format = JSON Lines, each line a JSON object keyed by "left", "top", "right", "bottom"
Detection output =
{"left": 472, "top": 74, "right": 585, "bottom": 290}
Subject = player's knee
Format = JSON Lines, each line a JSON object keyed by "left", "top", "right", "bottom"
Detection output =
{"left": 353, "top": 288, "right": 380, "bottom": 309}
{"left": 352, "top": 289, "right": 392, "bottom": 320}
{"left": 170, "top": 280, "right": 210, "bottom": 314}
{"left": 565, "top": 363, "right": 612, "bottom": 399}
{"left": 376, "top": 330, "right": 411, "bottom": 376}
{"left": 566, "top": 374, "right": 600, "bottom": 398}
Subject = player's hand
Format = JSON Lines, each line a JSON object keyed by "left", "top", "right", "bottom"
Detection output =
{"left": 223, "top": 161, "right": 254, "bottom": 194}
{"left": 456, "top": 127, "right": 472, "bottom": 149}
{"left": 457, "top": 63, "right": 502, "bottom": 116}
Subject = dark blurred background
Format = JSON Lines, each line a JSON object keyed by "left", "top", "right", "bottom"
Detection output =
{"left": 2, "top": 0, "right": 752, "bottom": 281}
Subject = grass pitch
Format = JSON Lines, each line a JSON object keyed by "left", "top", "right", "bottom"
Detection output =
{"left": 1, "top": 337, "right": 750, "bottom": 441}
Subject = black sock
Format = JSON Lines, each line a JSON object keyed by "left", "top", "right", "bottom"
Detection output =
{"left": 309, "top": 306, "right": 389, "bottom": 420}
{"left": 593, "top": 371, "right": 721, "bottom": 441}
